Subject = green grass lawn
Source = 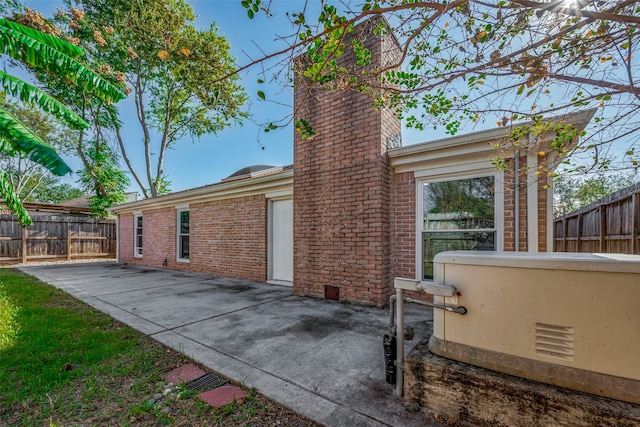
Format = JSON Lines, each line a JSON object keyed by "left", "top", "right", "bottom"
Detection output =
{"left": 0, "top": 268, "right": 316, "bottom": 426}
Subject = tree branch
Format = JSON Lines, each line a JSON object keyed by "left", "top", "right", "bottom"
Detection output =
{"left": 510, "top": 0, "right": 640, "bottom": 24}
{"left": 132, "top": 58, "right": 155, "bottom": 197}
{"left": 547, "top": 72, "right": 636, "bottom": 94}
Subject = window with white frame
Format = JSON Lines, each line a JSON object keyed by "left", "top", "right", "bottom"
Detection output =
{"left": 421, "top": 175, "right": 497, "bottom": 280}
{"left": 134, "top": 214, "right": 143, "bottom": 257}
{"left": 177, "top": 209, "right": 189, "bottom": 261}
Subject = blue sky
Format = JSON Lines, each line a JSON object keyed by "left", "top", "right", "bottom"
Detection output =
{"left": 17, "top": 1, "right": 626, "bottom": 195}
{"left": 15, "top": 0, "right": 459, "bottom": 194}
{"left": 17, "top": 1, "right": 295, "bottom": 192}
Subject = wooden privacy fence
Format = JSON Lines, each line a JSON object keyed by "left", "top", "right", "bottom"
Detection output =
{"left": 0, "top": 215, "right": 116, "bottom": 263}
{"left": 554, "top": 183, "right": 640, "bottom": 254}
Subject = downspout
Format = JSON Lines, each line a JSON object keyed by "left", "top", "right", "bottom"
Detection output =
{"left": 515, "top": 150, "right": 520, "bottom": 252}
{"left": 388, "top": 295, "right": 396, "bottom": 334}
{"left": 395, "top": 287, "right": 404, "bottom": 398}
{"left": 384, "top": 295, "right": 397, "bottom": 386}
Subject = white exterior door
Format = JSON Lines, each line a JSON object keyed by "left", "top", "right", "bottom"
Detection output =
{"left": 269, "top": 199, "right": 293, "bottom": 284}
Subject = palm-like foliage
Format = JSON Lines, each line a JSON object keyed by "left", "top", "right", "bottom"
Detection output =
{"left": 0, "top": 17, "right": 124, "bottom": 225}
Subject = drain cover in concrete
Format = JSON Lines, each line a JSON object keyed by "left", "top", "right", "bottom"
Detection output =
{"left": 198, "top": 385, "right": 247, "bottom": 408}
{"left": 186, "top": 373, "right": 227, "bottom": 392}
{"left": 165, "top": 363, "right": 206, "bottom": 385}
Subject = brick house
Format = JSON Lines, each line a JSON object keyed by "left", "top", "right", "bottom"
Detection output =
{"left": 110, "top": 19, "right": 594, "bottom": 307}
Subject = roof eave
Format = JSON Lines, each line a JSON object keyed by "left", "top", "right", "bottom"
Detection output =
{"left": 389, "top": 109, "right": 596, "bottom": 171}
{"left": 108, "top": 169, "right": 294, "bottom": 214}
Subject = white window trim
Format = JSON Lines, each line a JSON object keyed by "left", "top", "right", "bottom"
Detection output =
{"left": 176, "top": 207, "right": 190, "bottom": 263}
{"left": 415, "top": 170, "right": 504, "bottom": 281}
{"left": 133, "top": 213, "right": 143, "bottom": 258}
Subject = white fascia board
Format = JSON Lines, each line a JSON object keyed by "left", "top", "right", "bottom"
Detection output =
{"left": 110, "top": 170, "right": 293, "bottom": 214}
{"left": 390, "top": 127, "right": 510, "bottom": 159}
{"left": 388, "top": 139, "right": 502, "bottom": 174}
{"left": 191, "top": 182, "right": 293, "bottom": 206}
{"left": 390, "top": 109, "right": 596, "bottom": 173}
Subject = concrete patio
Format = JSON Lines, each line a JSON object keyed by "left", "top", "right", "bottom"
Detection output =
{"left": 20, "top": 261, "right": 437, "bottom": 427}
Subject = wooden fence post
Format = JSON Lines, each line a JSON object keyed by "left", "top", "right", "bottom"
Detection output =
{"left": 21, "top": 226, "right": 27, "bottom": 264}
{"left": 66, "top": 221, "right": 72, "bottom": 261}
{"left": 553, "top": 184, "right": 640, "bottom": 255}
{"left": 632, "top": 193, "right": 637, "bottom": 254}
{"left": 577, "top": 213, "right": 583, "bottom": 252}
{"left": 0, "top": 216, "right": 115, "bottom": 261}
{"left": 599, "top": 205, "right": 607, "bottom": 253}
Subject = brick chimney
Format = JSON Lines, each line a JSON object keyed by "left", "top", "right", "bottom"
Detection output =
{"left": 293, "top": 18, "right": 402, "bottom": 307}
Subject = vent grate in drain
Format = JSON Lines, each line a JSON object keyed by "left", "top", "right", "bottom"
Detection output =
{"left": 186, "top": 373, "right": 227, "bottom": 392}
{"left": 535, "top": 323, "right": 574, "bottom": 361}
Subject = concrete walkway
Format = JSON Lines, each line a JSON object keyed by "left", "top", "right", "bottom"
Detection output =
{"left": 21, "top": 262, "right": 437, "bottom": 427}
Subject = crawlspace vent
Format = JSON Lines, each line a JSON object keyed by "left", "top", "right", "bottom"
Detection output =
{"left": 535, "top": 323, "right": 574, "bottom": 361}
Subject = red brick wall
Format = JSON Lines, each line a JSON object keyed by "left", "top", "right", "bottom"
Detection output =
{"left": 538, "top": 153, "right": 549, "bottom": 252}
{"left": 190, "top": 195, "right": 267, "bottom": 282}
{"left": 142, "top": 207, "right": 177, "bottom": 268}
{"left": 293, "top": 18, "right": 401, "bottom": 307}
{"left": 118, "top": 212, "right": 134, "bottom": 264}
{"left": 391, "top": 171, "right": 416, "bottom": 282}
{"left": 117, "top": 195, "right": 268, "bottom": 282}
{"left": 119, "top": 208, "right": 182, "bottom": 269}
{"left": 390, "top": 171, "right": 432, "bottom": 302}
{"left": 502, "top": 154, "right": 549, "bottom": 252}
{"left": 503, "top": 157, "right": 528, "bottom": 252}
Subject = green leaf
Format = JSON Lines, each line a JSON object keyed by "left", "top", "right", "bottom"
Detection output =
{"left": 257, "top": 90, "right": 265, "bottom": 100}
{"left": 0, "top": 19, "right": 125, "bottom": 103}
{"left": 0, "top": 168, "right": 31, "bottom": 226}
{"left": 0, "top": 18, "right": 82, "bottom": 59}
{"left": 0, "top": 71, "right": 89, "bottom": 129}
{"left": 0, "top": 108, "right": 71, "bottom": 176}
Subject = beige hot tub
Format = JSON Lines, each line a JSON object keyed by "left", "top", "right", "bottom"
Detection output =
{"left": 422, "top": 251, "right": 640, "bottom": 404}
